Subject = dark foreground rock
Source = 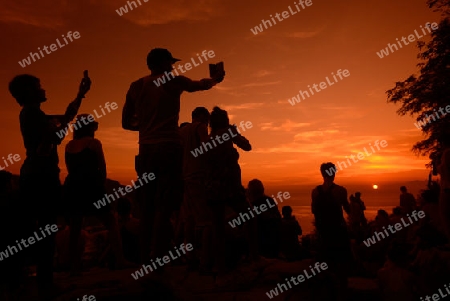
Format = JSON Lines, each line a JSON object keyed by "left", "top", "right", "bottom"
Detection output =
{"left": 15, "top": 258, "right": 380, "bottom": 301}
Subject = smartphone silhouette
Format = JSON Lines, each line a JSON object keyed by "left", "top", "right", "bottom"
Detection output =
{"left": 209, "top": 62, "right": 224, "bottom": 78}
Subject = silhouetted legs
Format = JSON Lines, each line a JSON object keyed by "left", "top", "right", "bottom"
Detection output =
{"left": 97, "top": 211, "right": 129, "bottom": 268}
{"left": 183, "top": 177, "right": 213, "bottom": 270}
{"left": 316, "top": 227, "right": 352, "bottom": 300}
{"left": 211, "top": 198, "right": 259, "bottom": 275}
{"left": 137, "top": 143, "right": 183, "bottom": 263}
{"left": 19, "top": 173, "right": 60, "bottom": 293}
{"left": 68, "top": 216, "right": 83, "bottom": 275}
{"left": 211, "top": 203, "right": 226, "bottom": 273}
{"left": 198, "top": 226, "right": 213, "bottom": 270}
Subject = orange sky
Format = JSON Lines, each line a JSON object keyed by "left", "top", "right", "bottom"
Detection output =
{"left": 0, "top": 0, "right": 441, "bottom": 191}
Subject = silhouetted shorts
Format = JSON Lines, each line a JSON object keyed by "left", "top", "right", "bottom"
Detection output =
{"left": 136, "top": 142, "right": 183, "bottom": 213}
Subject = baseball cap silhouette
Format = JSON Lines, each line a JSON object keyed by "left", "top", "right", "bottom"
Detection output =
{"left": 147, "top": 48, "right": 181, "bottom": 69}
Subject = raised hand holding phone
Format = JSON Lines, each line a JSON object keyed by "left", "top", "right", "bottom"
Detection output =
{"left": 209, "top": 62, "right": 225, "bottom": 83}
{"left": 78, "top": 70, "right": 91, "bottom": 98}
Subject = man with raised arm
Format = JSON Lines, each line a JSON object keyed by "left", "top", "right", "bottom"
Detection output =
{"left": 122, "top": 48, "right": 224, "bottom": 264}
{"left": 9, "top": 71, "right": 90, "bottom": 298}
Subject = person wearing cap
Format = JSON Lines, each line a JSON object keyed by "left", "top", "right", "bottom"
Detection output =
{"left": 8, "top": 72, "right": 90, "bottom": 298}
{"left": 122, "top": 48, "right": 225, "bottom": 263}
{"left": 63, "top": 114, "right": 130, "bottom": 274}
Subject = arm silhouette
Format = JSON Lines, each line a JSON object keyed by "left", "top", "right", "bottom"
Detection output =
{"left": 122, "top": 80, "right": 141, "bottom": 131}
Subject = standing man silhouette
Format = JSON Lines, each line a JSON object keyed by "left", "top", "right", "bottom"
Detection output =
{"left": 311, "top": 162, "right": 352, "bottom": 300}
{"left": 122, "top": 48, "right": 224, "bottom": 264}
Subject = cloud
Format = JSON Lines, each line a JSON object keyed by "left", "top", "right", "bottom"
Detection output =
{"left": 241, "top": 81, "right": 281, "bottom": 88}
{"left": 318, "top": 104, "right": 367, "bottom": 120}
{"left": 284, "top": 26, "right": 325, "bottom": 39}
{"left": 253, "top": 70, "right": 273, "bottom": 77}
{"left": 294, "top": 129, "right": 341, "bottom": 140}
{"left": 221, "top": 102, "right": 264, "bottom": 111}
{"left": 0, "top": 0, "right": 223, "bottom": 28}
{"left": 97, "top": 127, "right": 139, "bottom": 150}
{"left": 252, "top": 134, "right": 428, "bottom": 176}
{"left": 110, "top": 0, "right": 222, "bottom": 26}
{"left": 0, "top": 1, "right": 71, "bottom": 28}
{"left": 285, "top": 31, "right": 320, "bottom": 39}
{"left": 260, "top": 120, "right": 311, "bottom": 131}
{"left": 213, "top": 80, "right": 281, "bottom": 98}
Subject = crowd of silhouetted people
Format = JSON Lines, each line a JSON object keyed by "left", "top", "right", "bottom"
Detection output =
{"left": 1, "top": 48, "right": 450, "bottom": 301}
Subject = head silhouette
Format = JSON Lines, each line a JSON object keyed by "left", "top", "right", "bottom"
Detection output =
{"left": 9, "top": 74, "right": 46, "bottom": 106}
{"left": 192, "top": 107, "right": 210, "bottom": 125}
{"left": 377, "top": 209, "right": 389, "bottom": 220}
{"left": 209, "top": 106, "right": 229, "bottom": 131}
{"left": 146, "top": 48, "right": 180, "bottom": 74}
{"left": 247, "top": 179, "right": 265, "bottom": 199}
{"left": 400, "top": 186, "right": 407, "bottom": 193}
{"left": 393, "top": 207, "right": 402, "bottom": 216}
{"left": 281, "top": 206, "right": 293, "bottom": 218}
{"left": 320, "top": 162, "right": 336, "bottom": 180}
{"left": 73, "top": 114, "right": 98, "bottom": 139}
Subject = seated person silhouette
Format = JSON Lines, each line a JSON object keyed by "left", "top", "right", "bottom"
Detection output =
{"left": 246, "top": 179, "right": 281, "bottom": 258}
{"left": 279, "top": 206, "right": 302, "bottom": 261}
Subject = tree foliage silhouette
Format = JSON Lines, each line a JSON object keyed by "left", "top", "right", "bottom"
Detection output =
{"left": 387, "top": 0, "right": 450, "bottom": 167}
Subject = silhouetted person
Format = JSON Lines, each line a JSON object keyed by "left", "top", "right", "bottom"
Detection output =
{"left": 378, "top": 209, "right": 389, "bottom": 219}
{"left": 117, "top": 198, "right": 140, "bottom": 264}
{"left": 9, "top": 72, "right": 90, "bottom": 298}
{"left": 348, "top": 192, "right": 367, "bottom": 235}
{"left": 374, "top": 209, "right": 390, "bottom": 229}
{"left": 390, "top": 207, "right": 403, "bottom": 223}
{"left": 279, "top": 205, "right": 302, "bottom": 261}
{"left": 377, "top": 241, "right": 418, "bottom": 301}
{"left": 180, "top": 107, "right": 213, "bottom": 272}
{"left": 420, "top": 188, "right": 444, "bottom": 234}
{"left": 0, "top": 171, "right": 22, "bottom": 300}
{"left": 63, "top": 114, "right": 129, "bottom": 274}
{"left": 121, "top": 48, "right": 225, "bottom": 263}
{"left": 205, "top": 107, "right": 255, "bottom": 283}
{"left": 437, "top": 132, "right": 450, "bottom": 243}
{"left": 247, "top": 179, "right": 281, "bottom": 258}
{"left": 399, "top": 186, "right": 416, "bottom": 214}
{"left": 311, "top": 162, "right": 352, "bottom": 300}
{"left": 54, "top": 218, "right": 87, "bottom": 271}
{"left": 389, "top": 207, "right": 407, "bottom": 240}
{"left": 179, "top": 122, "right": 190, "bottom": 128}
{"left": 354, "top": 192, "right": 367, "bottom": 224}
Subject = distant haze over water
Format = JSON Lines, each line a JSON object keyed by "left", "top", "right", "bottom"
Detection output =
{"left": 265, "top": 180, "right": 428, "bottom": 234}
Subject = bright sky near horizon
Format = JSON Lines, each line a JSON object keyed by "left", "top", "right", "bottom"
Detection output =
{"left": 0, "top": 0, "right": 440, "bottom": 189}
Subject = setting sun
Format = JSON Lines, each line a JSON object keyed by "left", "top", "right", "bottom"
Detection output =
{"left": 373, "top": 185, "right": 379, "bottom": 189}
